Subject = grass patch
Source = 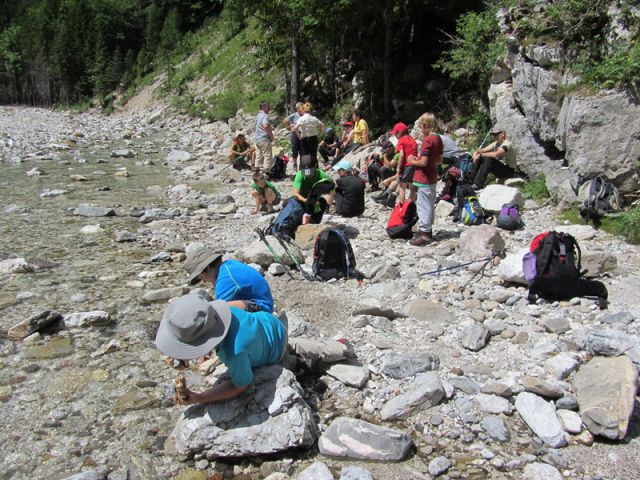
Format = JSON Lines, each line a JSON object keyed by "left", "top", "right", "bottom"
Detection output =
{"left": 521, "top": 175, "right": 551, "bottom": 203}
{"left": 561, "top": 204, "right": 640, "bottom": 244}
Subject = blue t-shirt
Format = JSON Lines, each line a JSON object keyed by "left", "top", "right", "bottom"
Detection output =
{"left": 215, "top": 307, "right": 287, "bottom": 387}
{"left": 215, "top": 259, "right": 274, "bottom": 313}
{"left": 255, "top": 111, "right": 270, "bottom": 143}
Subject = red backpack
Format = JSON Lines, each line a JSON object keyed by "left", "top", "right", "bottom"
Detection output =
{"left": 386, "top": 201, "right": 418, "bottom": 239}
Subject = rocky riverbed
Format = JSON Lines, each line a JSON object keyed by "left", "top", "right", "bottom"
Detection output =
{"left": 1, "top": 106, "right": 639, "bottom": 480}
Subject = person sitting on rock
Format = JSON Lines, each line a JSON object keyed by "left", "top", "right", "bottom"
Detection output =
{"left": 293, "top": 155, "right": 336, "bottom": 224}
{"left": 250, "top": 172, "right": 281, "bottom": 214}
{"left": 368, "top": 140, "right": 399, "bottom": 193}
{"left": 228, "top": 133, "right": 256, "bottom": 171}
{"left": 471, "top": 125, "right": 518, "bottom": 189}
{"left": 156, "top": 292, "right": 353, "bottom": 404}
{"left": 343, "top": 109, "right": 369, "bottom": 151}
{"left": 332, "top": 159, "right": 365, "bottom": 217}
{"left": 318, "top": 127, "right": 340, "bottom": 164}
{"left": 184, "top": 247, "right": 274, "bottom": 313}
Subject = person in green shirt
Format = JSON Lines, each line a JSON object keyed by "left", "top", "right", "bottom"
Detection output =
{"left": 251, "top": 172, "right": 281, "bottom": 214}
{"left": 229, "top": 133, "right": 256, "bottom": 170}
{"left": 292, "top": 155, "right": 335, "bottom": 224}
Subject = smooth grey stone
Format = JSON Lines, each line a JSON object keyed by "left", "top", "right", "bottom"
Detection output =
{"left": 380, "top": 373, "right": 444, "bottom": 420}
{"left": 481, "top": 415, "right": 510, "bottom": 443}
{"left": 73, "top": 204, "right": 115, "bottom": 217}
{"left": 380, "top": 351, "right": 440, "bottom": 379}
{"left": 462, "top": 324, "right": 490, "bottom": 351}
{"left": 523, "top": 462, "right": 562, "bottom": 480}
{"left": 340, "top": 466, "right": 373, "bottom": 480}
{"left": 449, "top": 376, "right": 480, "bottom": 395}
{"left": 64, "top": 310, "right": 113, "bottom": 328}
{"left": 515, "top": 392, "right": 567, "bottom": 448}
{"left": 297, "top": 462, "right": 333, "bottom": 480}
{"left": 428, "top": 456, "right": 451, "bottom": 477}
{"left": 318, "top": 417, "right": 412, "bottom": 461}
{"left": 599, "top": 311, "right": 634, "bottom": 325}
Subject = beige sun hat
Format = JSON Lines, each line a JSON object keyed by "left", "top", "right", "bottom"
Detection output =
{"left": 155, "top": 292, "right": 231, "bottom": 360}
{"left": 184, "top": 248, "right": 223, "bottom": 285}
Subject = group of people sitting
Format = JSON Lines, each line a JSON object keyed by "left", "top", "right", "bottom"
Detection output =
{"left": 232, "top": 101, "right": 519, "bottom": 246}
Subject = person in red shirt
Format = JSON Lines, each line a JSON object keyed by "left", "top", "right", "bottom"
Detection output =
{"left": 391, "top": 122, "right": 418, "bottom": 206}
{"left": 408, "top": 112, "right": 443, "bottom": 246}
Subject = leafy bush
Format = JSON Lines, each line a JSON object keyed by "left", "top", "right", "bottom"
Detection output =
{"left": 521, "top": 175, "right": 551, "bottom": 202}
{"left": 578, "top": 42, "right": 640, "bottom": 92}
{"left": 561, "top": 204, "right": 640, "bottom": 244}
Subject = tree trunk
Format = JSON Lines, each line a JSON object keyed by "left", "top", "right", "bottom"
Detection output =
{"left": 290, "top": 28, "right": 300, "bottom": 112}
{"left": 383, "top": 0, "right": 394, "bottom": 117}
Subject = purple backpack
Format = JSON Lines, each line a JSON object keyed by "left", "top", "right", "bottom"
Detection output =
{"left": 496, "top": 202, "right": 522, "bottom": 231}
{"left": 522, "top": 252, "right": 537, "bottom": 285}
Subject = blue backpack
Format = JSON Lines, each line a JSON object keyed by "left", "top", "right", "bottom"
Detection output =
{"left": 269, "top": 197, "right": 304, "bottom": 239}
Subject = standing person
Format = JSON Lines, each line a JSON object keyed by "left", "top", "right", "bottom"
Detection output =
{"left": 291, "top": 102, "right": 324, "bottom": 163}
{"left": 228, "top": 133, "right": 256, "bottom": 170}
{"left": 250, "top": 171, "right": 281, "bottom": 214}
{"left": 184, "top": 248, "right": 274, "bottom": 313}
{"left": 408, "top": 112, "right": 443, "bottom": 247}
{"left": 292, "top": 155, "right": 335, "bottom": 224}
{"left": 283, "top": 102, "right": 304, "bottom": 173}
{"left": 471, "top": 125, "right": 517, "bottom": 189}
{"left": 392, "top": 122, "right": 419, "bottom": 206}
{"left": 332, "top": 159, "right": 365, "bottom": 217}
{"left": 254, "top": 101, "right": 274, "bottom": 172}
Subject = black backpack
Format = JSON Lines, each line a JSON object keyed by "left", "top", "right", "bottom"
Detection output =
{"left": 496, "top": 202, "right": 523, "bottom": 231}
{"left": 386, "top": 200, "right": 418, "bottom": 239}
{"left": 268, "top": 155, "right": 287, "bottom": 181}
{"left": 579, "top": 175, "right": 620, "bottom": 222}
{"left": 269, "top": 197, "right": 304, "bottom": 239}
{"left": 312, "top": 228, "right": 358, "bottom": 281}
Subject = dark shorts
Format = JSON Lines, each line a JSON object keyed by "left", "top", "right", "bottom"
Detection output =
{"left": 399, "top": 166, "right": 415, "bottom": 184}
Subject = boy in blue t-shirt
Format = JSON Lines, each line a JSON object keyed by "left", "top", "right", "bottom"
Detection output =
{"left": 184, "top": 247, "right": 274, "bottom": 313}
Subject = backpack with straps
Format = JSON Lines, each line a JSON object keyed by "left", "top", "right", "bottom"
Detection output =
{"left": 312, "top": 228, "right": 358, "bottom": 281}
{"left": 453, "top": 152, "right": 474, "bottom": 184}
{"left": 460, "top": 196, "right": 486, "bottom": 226}
{"left": 269, "top": 197, "right": 304, "bottom": 239}
{"left": 267, "top": 155, "right": 288, "bottom": 181}
{"left": 578, "top": 175, "right": 620, "bottom": 221}
{"left": 386, "top": 200, "right": 418, "bottom": 239}
{"left": 439, "top": 167, "right": 461, "bottom": 203}
{"left": 496, "top": 201, "right": 523, "bottom": 231}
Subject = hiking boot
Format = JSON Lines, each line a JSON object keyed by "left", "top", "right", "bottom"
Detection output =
{"left": 409, "top": 231, "right": 434, "bottom": 246}
{"left": 384, "top": 193, "right": 397, "bottom": 208}
{"left": 372, "top": 190, "right": 389, "bottom": 202}
{"left": 367, "top": 185, "right": 380, "bottom": 193}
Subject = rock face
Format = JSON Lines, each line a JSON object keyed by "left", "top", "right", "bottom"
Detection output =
{"left": 318, "top": 417, "right": 413, "bottom": 461}
{"left": 165, "top": 366, "right": 318, "bottom": 460}
{"left": 515, "top": 392, "right": 567, "bottom": 448}
{"left": 478, "top": 185, "right": 524, "bottom": 213}
{"left": 458, "top": 225, "right": 505, "bottom": 260}
{"left": 379, "top": 373, "right": 444, "bottom": 420}
{"left": 573, "top": 356, "right": 638, "bottom": 440}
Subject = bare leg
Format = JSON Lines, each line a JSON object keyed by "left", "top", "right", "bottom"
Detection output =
{"left": 251, "top": 190, "right": 263, "bottom": 214}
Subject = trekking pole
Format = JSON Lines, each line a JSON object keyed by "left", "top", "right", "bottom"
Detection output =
{"left": 273, "top": 233, "right": 317, "bottom": 281}
{"left": 212, "top": 163, "right": 233, "bottom": 178}
{"left": 254, "top": 228, "right": 295, "bottom": 280}
{"left": 462, "top": 254, "right": 498, "bottom": 290}
{"left": 478, "top": 129, "right": 493, "bottom": 150}
{"left": 420, "top": 255, "right": 494, "bottom": 277}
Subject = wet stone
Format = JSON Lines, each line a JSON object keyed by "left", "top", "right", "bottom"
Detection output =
{"left": 25, "top": 337, "right": 74, "bottom": 359}
{"left": 141, "top": 286, "right": 188, "bottom": 304}
{"left": 115, "top": 230, "right": 136, "bottom": 243}
{"left": 113, "top": 388, "right": 160, "bottom": 414}
{"left": 8, "top": 310, "right": 63, "bottom": 339}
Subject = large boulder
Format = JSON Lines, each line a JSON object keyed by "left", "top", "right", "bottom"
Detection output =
{"left": 458, "top": 224, "right": 505, "bottom": 260}
{"left": 478, "top": 185, "right": 524, "bottom": 213}
{"left": 165, "top": 366, "right": 318, "bottom": 460}
{"left": 573, "top": 356, "right": 638, "bottom": 440}
{"left": 318, "top": 417, "right": 413, "bottom": 461}
{"left": 294, "top": 224, "right": 333, "bottom": 250}
{"left": 235, "top": 239, "right": 304, "bottom": 269}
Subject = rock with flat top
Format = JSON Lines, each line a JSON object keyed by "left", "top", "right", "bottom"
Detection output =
{"left": 325, "top": 362, "right": 369, "bottom": 389}
{"left": 515, "top": 392, "right": 567, "bottom": 447}
{"left": 165, "top": 366, "right": 318, "bottom": 460}
{"left": 64, "top": 311, "right": 113, "bottom": 328}
{"left": 380, "top": 351, "right": 440, "bottom": 379}
{"left": 478, "top": 185, "right": 524, "bottom": 212}
{"left": 380, "top": 373, "right": 444, "bottom": 420}
{"left": 458, "top": 224, "right": 505, "bottom": 260}
{"left": 573, "top": 356, "right": 638, "bottom": 440}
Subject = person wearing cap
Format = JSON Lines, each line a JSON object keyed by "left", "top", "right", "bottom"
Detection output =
{"left": 291, "top": 102, "right": 324, "bottom": 163}
{"left": 184, "top": 248, "right": 274, "bottom": 313}
{"left": 318, "top": 127, "right": 339, "bottom": 164}
{"left": 391, "top": 121, "right": 419, "bottom": 207}
{"left": 228, "top": 133, "right": 256, "bottom": 170}
{"left": 254, "top": 101, "right": 274, "bottom": 172}
{"left": 368, "top": 140, "right": 399, "bottom": 193}
{"left": 330, "top": 159, "right": 365, "bottom": 217}
{"left": 292, "top": 155, "right": 335, "bottom": 224}
{"left": 283, "top": 102, "right": 304, "bottom": 173}
{"left": 471, "top": 126, "right": 517, "bottom": 189}
{"left": 156, "top": 292, "right": 287, "bottom": 403}
{"left": 156, "top": 292, "right": 354, "bottom": 404}
{"left": 408, "top": 112, "right": 443, "bottom": 247}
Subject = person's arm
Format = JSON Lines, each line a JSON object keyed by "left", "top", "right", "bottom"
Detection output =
{"left": 293, "top": 188, "right": 306, "bottom": 203}
{"left": 176, "top": 379, "right": 249, "bottom": 405}
{"left": 408, "top": 152, "right": 429, "bottom": 167}
{"left": 263, "top": 122, "right": 274, "bottom": 141}
{"left": 362, "top": 123, "right": 369, "bottom": 144}
{"left": 343, "top": 130, "right": 354, "bottom": 147}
